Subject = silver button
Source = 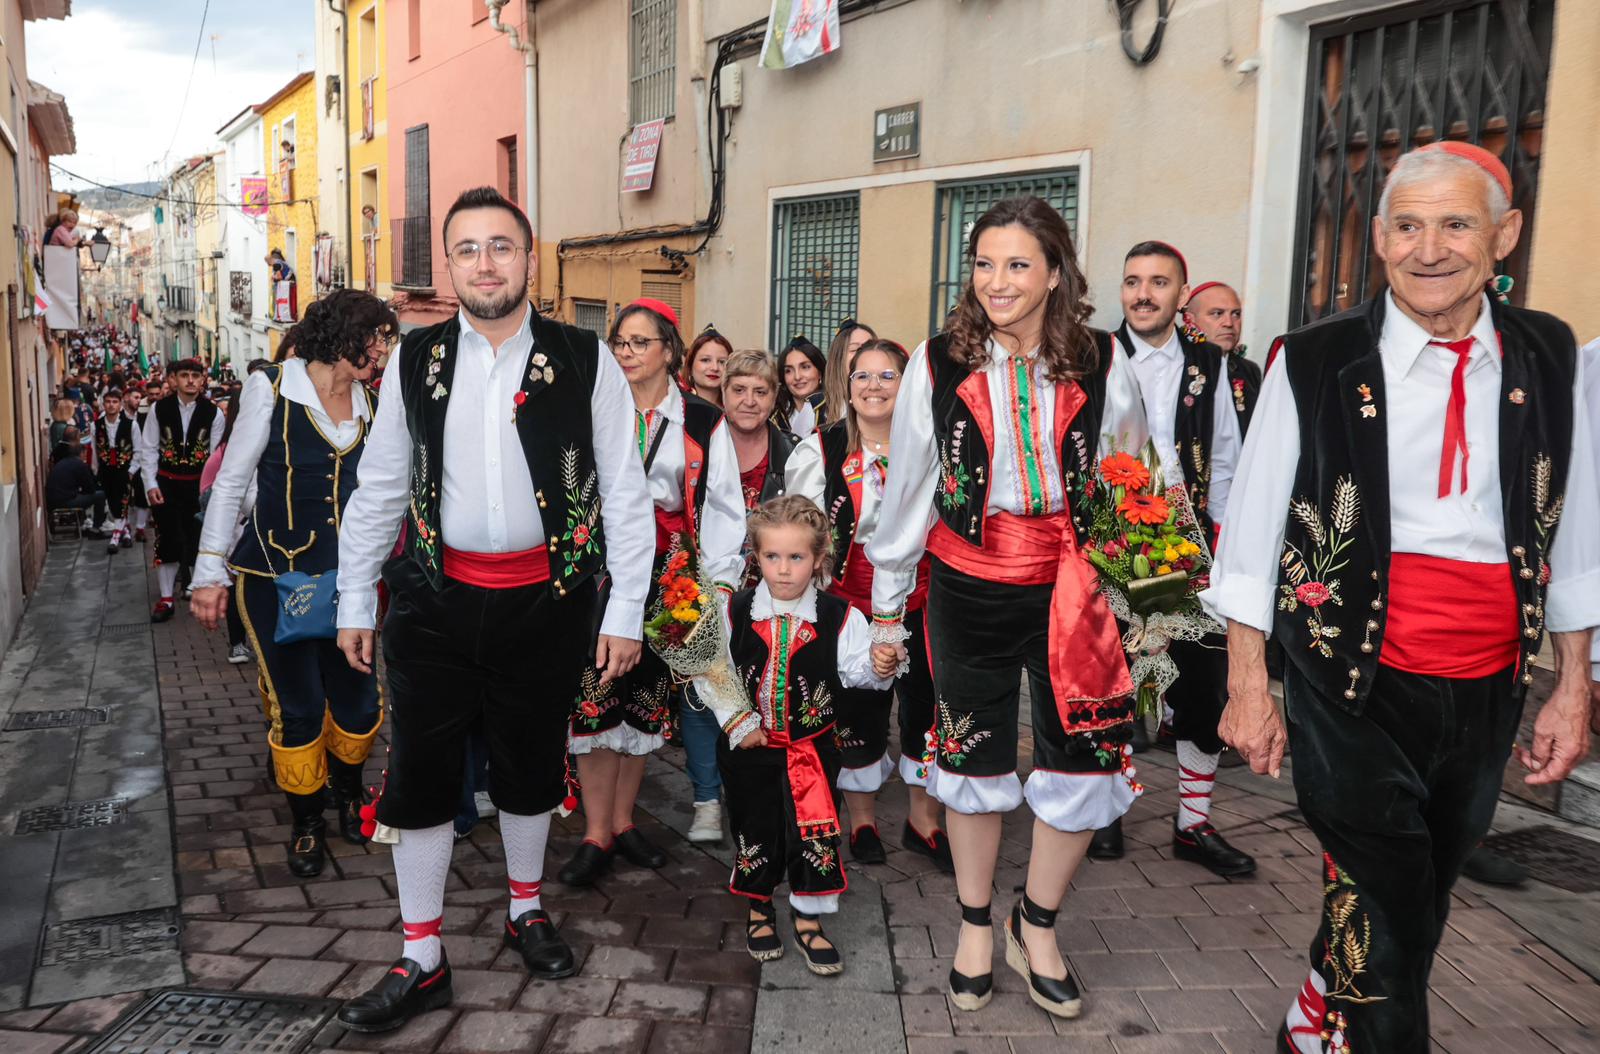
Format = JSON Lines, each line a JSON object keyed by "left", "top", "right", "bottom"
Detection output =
{"left": 1344, "top": 689, "right": 1357, "bottom": 700}
{"left": 1370, "top": 598, "right": 1383, "bottom": 610}
{"left": 1349, "top": 669, "right": 1361, "bottom": 680}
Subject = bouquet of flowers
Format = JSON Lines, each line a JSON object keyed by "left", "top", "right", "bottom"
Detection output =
{"left": 1082, "top": 447, "right": 1223, "bottom": 719}
{"left": 644, "top": 543, "right": 747, "bottom": 714}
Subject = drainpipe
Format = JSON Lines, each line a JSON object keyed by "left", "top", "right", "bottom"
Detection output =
{"left": 488, "top": 0, "right": 539, "bottom": 240}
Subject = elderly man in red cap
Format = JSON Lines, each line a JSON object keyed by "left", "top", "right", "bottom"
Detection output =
{"left": 1205, "top": 141, "right": 1600, "bottom": 1052}
{"left": 1184, "top": 281, "right": 1261, "bottom": 433}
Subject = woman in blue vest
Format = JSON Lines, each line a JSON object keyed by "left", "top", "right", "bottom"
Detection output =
{"left": 191, "top": 289, "right": 397, "bottom": 878}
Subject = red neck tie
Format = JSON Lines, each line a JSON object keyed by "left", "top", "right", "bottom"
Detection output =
{"left": 1432, "top": 337, "right": 1474, "bottom": 498}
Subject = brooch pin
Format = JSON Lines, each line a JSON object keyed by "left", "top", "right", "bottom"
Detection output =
{"left": 1360, "top": 405, "right": 1377, "bottom": 418}
{"left": 1182, "top": 395, "right": 1196, "bottom": 407}
{"left": 430, "top": 383, "right": 448, "bottom": 400}
{"left": 1358, "top": 384, "right": 1373, "bottom": 402}
{"left": 798, "top": 626, "right": 815, "bottom": 644}
{"left": 430, "top": 344, "right": 445, "bottom": 360}
{"left": 513, "top": 390, "right": 528, "bottom": 421}
{"left": 531, "top": 352, "right": 548, "bottom": 368}
{"left": 1186, "top": 365, "right": 1199, "bottom": 376}
{"left": 1188, "top": 376, "right": 1206, "bottom": 396}
{"left": 1509, "top": 388, "right": 1526, "bottom": 405}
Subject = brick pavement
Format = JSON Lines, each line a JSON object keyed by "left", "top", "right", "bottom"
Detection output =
{"left": 5, "top": 560, "right": 1600, "bottom": 1052}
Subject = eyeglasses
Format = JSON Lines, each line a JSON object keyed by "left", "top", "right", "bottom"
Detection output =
{"left": 609, "top": 336, "right": 665, "bottom": 354}
{"left": 849, "top": 369, "right": 901, "bottom": 387}
{"left": 447, "top": 238, "right": 527, "bottom": 268}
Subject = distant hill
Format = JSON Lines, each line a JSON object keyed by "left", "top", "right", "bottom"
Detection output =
{"left": 74, "top": 182, "right": 161, "bottom": 215}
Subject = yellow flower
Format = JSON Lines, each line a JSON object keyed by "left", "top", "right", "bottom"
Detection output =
{"left": 1156, "top": 564, "right": 1173, "bottom": 575}
{"left": 1180, "top": 541, "right": 1201, "bottom": 556}
{"left": 1163, "top": 547, "right": 1179, "bottom": 563}
{"left": 671, "top": 604, "right": 700, "bottom": 623}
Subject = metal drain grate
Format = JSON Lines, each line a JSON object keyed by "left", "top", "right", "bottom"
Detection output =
{"left": 3, "top": 707, "right": 111, "bottom": 731}
{"left": 85, "top": 990, "right": 337, "bottom": 1053}
{"left": 15, "top": 796, "right": 128, "bottom": 834}
{"left": 1482, "top": 825, "right": 1600, "bottom": 893}
{"left": 39, "top": 908, "right": 179, "bottom": 966}
{"left": 101, "top": 621, "right": 149, "bottom": 637}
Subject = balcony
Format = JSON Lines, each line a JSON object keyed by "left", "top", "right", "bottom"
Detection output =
{"left": 391, "top": 216, "right": 432, "bottom": 292}
{"left": 163, "top": 285, "right": 195, "bottom": 316}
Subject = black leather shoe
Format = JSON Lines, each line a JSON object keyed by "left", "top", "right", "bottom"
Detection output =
{"left": 149, "top": 598, "right": 175, "bottom": 623}
{"left": 1004, "top": 896, "right": 1082, "bottom": 1019}
{"left": 336, "top": 954, "right": 452, "bottom": 1033}
{"left": 613, "top": 826, "right": 666, "bottom": 869}
{"left": 503, "top": 909, "right": 576, "bottom": 979}
{"left": 901, "top": 822, "right": 955, "bottom": 873}
{"left": 792, "top": 910, "right": 843, "bottom": 976}
{"left": 849, "top": 825, "right": 887, "bottom": 864}
{"left": 557, "top": 839, "right": 613, "bottom": 886}
{"left": 745, "top": 900, "right": 783, "bottom": 962}
{"left": 1460, "top": 845, "right": 1528, "bottom": 887}
{"left": 328, "top": 759, "right": 370, "bottom": 846}
{"left": 1087, "top": 818, "right": 1124, "bottom": 860}
{"left": 286, "top": 791, "right": 327, "bottom": 878}
{"left": 948, "top": 901, "right": 993, "bottom": 1012}
{"left": 1173, "top": 822, "right": 1256, "bottom": 877}
{"left": 1128, "top": 720, "right": 1150, "bottom": 754}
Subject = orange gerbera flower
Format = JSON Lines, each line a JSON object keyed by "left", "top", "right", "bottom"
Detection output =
{"left": 1118, "top": 492, "right": 1171, "bottom": 526}
{"left": 1099, "top": 452, "right": 1151, "bottom": 490}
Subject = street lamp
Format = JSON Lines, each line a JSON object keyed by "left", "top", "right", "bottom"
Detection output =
{"left": 89, "top": 227, "right": 112, "bottom": 267}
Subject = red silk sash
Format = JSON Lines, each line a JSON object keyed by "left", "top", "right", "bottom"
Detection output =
{"left": 928, "top": 512, "right": 1133, "bottom": 730}
{"left": 442, "top": 545, "right": 551, "bottom": 589}
{"left": 833, "top": 542, "right": 928, "bottom": 616}
{"left": 786, "top": 734, "right": 840, "bottom": 841}
{"left": 654, "top": 506, "right": 689, "bottom": 554}
{"left": 1381, "top": 553, "right": 1519, "bottom": 678}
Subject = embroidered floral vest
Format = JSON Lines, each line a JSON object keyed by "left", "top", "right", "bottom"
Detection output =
{"left": 1272, "top": 294, "right": 1576, "bottom": 712}
{"left": 728, "top": 588, "right": 848, "bottom": 745}
{"left": 1225, "top": 351, "right": 1262, "bottom": 435}
{"left": 94, "top": 413, "right": 135, "bottom": 470}
{"left": 817, "top": 422, "right": 864, "bottom": 583}
{"left": 927, "top": 330, "right": 1112, "bottom": 548}
{"left": 228, "top": 365, "right": 373, "bottom": 578}
{"left": 1116, "top": 322, "right": 1225, "bottom": 538}
{"left": 396, "top": 309, "right": 607, "bottom": 597}
{"left": 153, "top": 395, "right": 218, "bottom": 477}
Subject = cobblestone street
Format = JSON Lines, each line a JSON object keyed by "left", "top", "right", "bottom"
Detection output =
{"left": 4, "top": 540, "right": 1600, "bottom": 1052}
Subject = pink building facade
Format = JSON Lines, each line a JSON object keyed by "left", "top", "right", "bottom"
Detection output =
{"left": 386, "top": 1, "right": 530, "bottom": 328}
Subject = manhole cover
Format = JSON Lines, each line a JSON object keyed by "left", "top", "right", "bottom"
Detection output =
{"left": 39, "top": 908, "right": 179, "bottom": 966}
{"left": 15, "top": 796, "right": 128, "bottom": 834}
{"left": 1482, "top": 825, "right": 1600, "bottom": 893}
{"left": 3, "top": 707, "right": 111, "bottom": 731}
{"left": 85, "top": 990, "right": 337, "bottom": 1053}
{"left": 101, "top": 621, "right": 149, "bottom": 636}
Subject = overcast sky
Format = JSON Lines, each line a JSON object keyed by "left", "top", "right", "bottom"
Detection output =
{"left": 29, "top": 0, "right": 314, "bottom": 191}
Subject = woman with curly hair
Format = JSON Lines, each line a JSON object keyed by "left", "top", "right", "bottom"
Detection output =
{"left": 190, "top": 288, "right": 398, "bottom": 878}
{"left": 865, "top": 197, "right": 1147, "bottom": 1020}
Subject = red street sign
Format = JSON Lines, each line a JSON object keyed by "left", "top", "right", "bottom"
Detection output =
{"left": 622, "top": 119, "right": 666, "bottom": 193}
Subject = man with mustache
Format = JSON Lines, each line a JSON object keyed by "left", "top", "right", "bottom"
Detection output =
{"left": 1087, "top": 241, "right": 1255, "bottom": 879}
{"left": 331, "top": 186, "right": 655, "bottom": 1033}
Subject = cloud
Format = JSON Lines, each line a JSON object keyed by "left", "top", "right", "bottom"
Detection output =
{"left": 27, "top": 5, "right": 312, "bottom": 188}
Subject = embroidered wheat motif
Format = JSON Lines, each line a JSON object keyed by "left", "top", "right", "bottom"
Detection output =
{"left": 1290, "top": 499, "right": 1327, "bottom": 548}
{"left": 1331, "top": 477, "right": 1360, "bottom": 534}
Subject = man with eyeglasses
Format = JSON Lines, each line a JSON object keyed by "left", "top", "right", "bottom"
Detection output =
{"left": 333, "top": 186, "right": 655, "bottom": 1034}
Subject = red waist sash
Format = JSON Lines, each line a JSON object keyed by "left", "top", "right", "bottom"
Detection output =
{"left": 832, "top": 542, "right": 929, "bottom": 616}
{"left": 443, "top": 545, "right": 551, "bottom": 589}
{"left": 927, "top": 512, "right": 1133, "bottom": 730}
{"left": 1381, "top": 553, "right": 1519, "bottom": 678}
{"left": 654, "top": 506, "right": 689, "bottom": 554}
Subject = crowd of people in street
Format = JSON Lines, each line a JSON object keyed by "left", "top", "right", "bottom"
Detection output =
{"left": 43, "top": 139, "right": 1600, "bottom": 1054}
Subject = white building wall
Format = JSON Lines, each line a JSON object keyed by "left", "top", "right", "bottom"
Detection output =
{"left": 219, "top": 115, "right": 271, "bottom": 371}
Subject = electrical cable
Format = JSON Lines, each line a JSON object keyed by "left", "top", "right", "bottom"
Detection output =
{"left": 161, "top": 0, "right": 213, "bottom": 166}
{"left": 52, "top": 162, "right": 321, "bottom": 211}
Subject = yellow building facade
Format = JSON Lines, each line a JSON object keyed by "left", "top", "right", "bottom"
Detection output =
{"left": 349, "top": 0, "right": 391, "bottom": 298}
{"left": 259, "top": 71, "right": 318, "bottom": 353}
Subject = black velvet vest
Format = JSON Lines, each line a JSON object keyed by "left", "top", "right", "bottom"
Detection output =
{"left": 1225, "top": 351, "right": 1263, "bottom": 434}
{"left": 396, "top": 308, "right": 607, "bottom": 597}
{"left": 729, "top": 587, "right": 849, "bottom": 743}
{"left": 1271, "top": 294, "right": 1576, "bottom": 712}
{"left": 153, "top": 395, "right": 218, "bottom": 477}
{"left": 228, "top": 365, "right": 373, "bottom": 577}
{"left": 927, "top": 330, "right": 1112, "bottom": 548}
{"left": 1116, "top": 322, "right": 1225, "bottom": 537}
{"left": 95, "top": 413, "right": 135, "bottom": 470}
{"left": 816, "top": 422, "right": 864, "bottom": 582}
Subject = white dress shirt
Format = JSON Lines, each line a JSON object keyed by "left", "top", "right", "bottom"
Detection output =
{"left": 1124, "top": 325, "right": 1241, "bottom": 527}
{"left": 1583, "top": 336, "right": 1600, "bottom": 678}
{"left": 640, "top": 384, "right": 748, "bottom": 589}
{"left": 132, "top": 395, "right": 226, "bottom": 497}
{"left": 1203, "top": 292, "right": 1600, "bottom": 637}
{"left": 788, "top": 399, "right": 818, "bottom": 437}
{"left": 784, "top": 432, "right": 889, "bottom": 544}
{"left": 867, "top": 336, "right": 1150, "bottom": 616}
{"left": 192, "top": 360, "right": 367, "bottom": 589}
{"left": 335, "top": 306, "right": 656, "bottom": 638}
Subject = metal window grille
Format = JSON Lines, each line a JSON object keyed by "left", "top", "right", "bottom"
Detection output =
{"left": 396, "top": 125, "right": 432, "bottom": 288}
{"left": 770, "top": 194, "right": 860, "bottom": 351}
{"left": 929, "top": 171, "right": 1080, "bottom": 334}
{"left": 574, "top": 299, "right": 608, "bottom": 335}
{"left": 630, "top": 0, "right": 677, "bottom": 124}
{"left": 1291, "top": 0, "right": 1554, "bottom": 326}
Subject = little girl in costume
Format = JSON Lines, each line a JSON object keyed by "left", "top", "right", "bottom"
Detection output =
{"left": 699, "top": 495, "right": 898, "bottom": 974}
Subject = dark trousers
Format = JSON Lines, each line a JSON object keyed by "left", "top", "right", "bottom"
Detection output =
{"left": 152, "top": 476, "right": 202, "bottom": 567}
{"left": 378, "top": 557, "right": 597, "bottom": 828}
{"left": 236, "top": 574, "right": 380, "bottom": 750}
{"left": 56, "top": 491, "right": 106, "bottom": 527}
{"left": 99, "top": 467, "right": 129, "bottom": 520}
{"left": 1286, "top": 661, "right": 1522, "bottom": 1053}
{"left": 719, "top": 733, "right": 846, "bottom": 901}
{"left": 1165, "top": 635, "right": 1227, "bottom": 754}
{"left": 835, "top": 606, "right": 934, "bottom": 772}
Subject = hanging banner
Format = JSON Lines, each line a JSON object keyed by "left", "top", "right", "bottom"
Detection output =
{"left": 240, "top": 177, "right": 269, "bottom": 217}
{"left": 622, "top": 120, "right": 666, "bottom": 193}
{"left": 42, "top": 245, "right": 79, "bottom": 330}
{"left": 761, "top": 0, "right": 840, "bottom": 70}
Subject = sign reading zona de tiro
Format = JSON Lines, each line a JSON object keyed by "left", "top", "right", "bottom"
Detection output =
{"left": 873, "top": 102, "right": 920, "bottom": 163}
{"left": 623, "top": 119, "right": 666, "bottom": 193}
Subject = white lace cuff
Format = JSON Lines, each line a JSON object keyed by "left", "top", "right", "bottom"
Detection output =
{"left": 722, "top": 710, "right": 762, "bottom": 748}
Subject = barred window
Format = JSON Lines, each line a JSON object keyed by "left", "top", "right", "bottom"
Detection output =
{"left": 930, "top": 170, "right": 1080, "bottom": 334}
{"left": 770, "top": 194, "right": 860, "bottom": 351}
{"left": 630, "top": 0, "right": 676, "bottom": 124}
{"left": 574, "top": 299, "right": 608, "bottom": 336}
